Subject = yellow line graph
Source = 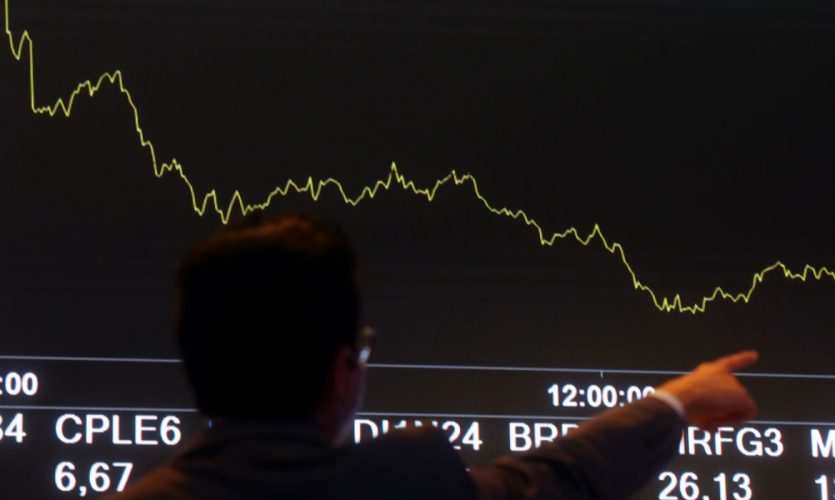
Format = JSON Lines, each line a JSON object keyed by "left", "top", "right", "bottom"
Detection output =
{"left": 3, "top": 0, "right": 834, "bottom": 314}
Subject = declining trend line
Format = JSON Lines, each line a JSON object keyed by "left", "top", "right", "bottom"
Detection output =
{"left": 3, "top": 0, "right": 834, "bottom": 314}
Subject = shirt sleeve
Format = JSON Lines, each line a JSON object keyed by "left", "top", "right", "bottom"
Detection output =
{"left": 650, "top": 389, "right": 686, "bottom": 419}
{"left": 469, "top": 396, "right": 684, "bottom": 500}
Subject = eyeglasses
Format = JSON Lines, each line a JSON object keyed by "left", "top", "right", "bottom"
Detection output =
{"left": 355, "top": 326, "right": 376, "bottom": 367}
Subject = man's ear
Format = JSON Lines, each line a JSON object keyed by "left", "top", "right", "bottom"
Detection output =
{"left": 314, "top": 344, "right": 359, "bottom": 441}
{"left": 333, "top": 344, "right": 360, "bottom": 398}
{"left": 319, "top": 345, "right": 361, "bottom": 426}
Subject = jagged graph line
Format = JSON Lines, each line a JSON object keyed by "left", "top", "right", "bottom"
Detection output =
{"left": 4, "top": 0, "right": 834, "bottom": 314}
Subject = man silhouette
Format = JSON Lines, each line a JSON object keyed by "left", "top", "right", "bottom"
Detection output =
{"left": 114, "top": 213, "right": 757, "bottom": 499}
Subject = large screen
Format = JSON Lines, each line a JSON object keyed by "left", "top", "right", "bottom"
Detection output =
{"left": 2, "top": 0, "right": 835, "bottom": 498}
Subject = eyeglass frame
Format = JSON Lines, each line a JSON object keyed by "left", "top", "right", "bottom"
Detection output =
{"left": 355, "top": 326, "right": 376, "bottom": 367}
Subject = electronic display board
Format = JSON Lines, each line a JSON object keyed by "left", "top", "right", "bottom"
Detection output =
{"left": 1, "top": 1, "right": 835, "bottom": 497}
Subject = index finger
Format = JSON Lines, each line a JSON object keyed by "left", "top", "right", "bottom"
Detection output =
{"left": 716, "top": 350, "right": 759, "bottom": 372}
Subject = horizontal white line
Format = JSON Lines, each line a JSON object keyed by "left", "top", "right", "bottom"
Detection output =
{"left": 2, "top": 355, "right": 835, "bottom": 381}
{"left": 751, "top": 419, "right": 835, "bottom": 427}
{"left": 358, "top": 411, "right": 835, "bottom": 427}
{"left": 358, "top": 411, "right": 588, "bottom": 421}
{"left": 0, "top": 355, "right": 182, "bottom": 363}
{"left": 370, "top": 363, "right": 685, "bottom": 376}
{"left": 0, "top": 405, "right": 198, "bottom": 412}
{"left": 368, "top": 363, "right": 835, "bottom": 380}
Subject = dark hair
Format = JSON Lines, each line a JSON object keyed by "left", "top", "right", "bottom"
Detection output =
{"left": 176, "top": 214, "right": 360, "bottom": 418}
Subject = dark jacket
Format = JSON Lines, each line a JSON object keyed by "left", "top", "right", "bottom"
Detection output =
{"left": 114, "top": 397, "right": 681, "bottom": 499}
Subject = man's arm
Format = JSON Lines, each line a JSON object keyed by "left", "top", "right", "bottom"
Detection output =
{"left": 470, "top": 351, "right": 758, "bottom": 500}
{"left": 471, "top": 396, "right": 681, "bottom": 499}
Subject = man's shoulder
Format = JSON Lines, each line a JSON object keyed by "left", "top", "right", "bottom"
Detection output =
{"left": 112, "top": 423, "right": 476, "bottom": 500}
{"left": 360, "top": 425, "right": 453, "bottom": 454}
{"left": 354, "top": 425, "right": 462, "bottom": 467}
{"left": 352, "top": 425, "right": 475, "bottom": 492}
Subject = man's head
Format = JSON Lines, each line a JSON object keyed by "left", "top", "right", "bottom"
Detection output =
{"left": 177, "top": 214, "right": 364, "bottom": 435}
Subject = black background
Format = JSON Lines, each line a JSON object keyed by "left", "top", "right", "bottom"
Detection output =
{"left": 1, "top": 0, "right": 835, "bottom": 497}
